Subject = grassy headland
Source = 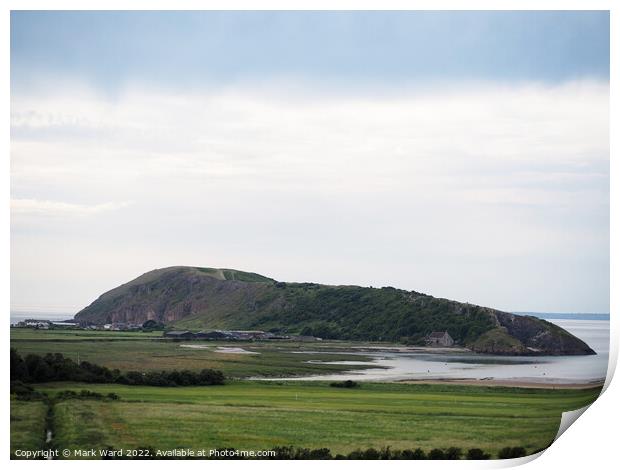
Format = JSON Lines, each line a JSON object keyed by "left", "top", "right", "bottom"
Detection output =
{"left": 72, "top": 266, "right": 594, "bottom": 355}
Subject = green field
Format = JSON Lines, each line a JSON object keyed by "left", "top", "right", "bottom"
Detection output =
{"left": 10, "top": 328, "right": 163, "bottom": 341}
{"left": 10, "top": 328, "right": 603, "bottom": 459}
{"left": 10, "top": 328, "right": 380, "bottom": 378}
{"left": 12, "top": 381, "right": 600, "bottom": 459}
{"left": 10, "top": 399, "right": 48, "bottom": 456}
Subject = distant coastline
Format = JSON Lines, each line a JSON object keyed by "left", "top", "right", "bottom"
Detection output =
{"left": 514, "top": 312, "right": 610, "bottom": 321}
{"left": 9, "top": 309, "right": 610, "bottom": 326}
{"left": 10, "top": 311, "right": 75, "bottom": 325}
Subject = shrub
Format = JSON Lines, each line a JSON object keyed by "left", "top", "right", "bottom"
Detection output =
{"left": 445, "top": 447, "right": 462, "bottom": 460}
{"left": 269, "top": 446, "right": 295, "bottom": 459}
{"left": 362, "top": 448, "right": 380, "bottom": 459}
{"left": 55, "top": 389, "right": 119, "bottom": 401}
{"left": 290, "top": 448, "right": 333, "bottom": 459}
{"left": 498, "top": 447, "right": 527, "bottom": 459}
{"left": 428, "top": 448, "right": 446, "bottom": 460}
{"left": 11, "top": 380, "right": 47, "bottom": 401}
{"left": 11, "top": 380, "right": 34, "bottom": 395}
{"left": 329, "top": 380, "right": 359, "bottom": 388}
{"left": 142, "top": 320, "right": 165, "bottom": 331}
{"left": 466, "top": 448, "right": 491, "bottom": 460}
{"left": 346, "top": 449, "right": 364, "bottom": 460}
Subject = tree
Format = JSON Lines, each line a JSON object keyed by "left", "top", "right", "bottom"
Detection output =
{"left": 11, "top": 348, "right": 28, "bottom": 381}
{"left": 25, "top": 354, "right": 53, "bottom": 382}
{"left": 142, "top": 320, "right": 164, "bottom": 331}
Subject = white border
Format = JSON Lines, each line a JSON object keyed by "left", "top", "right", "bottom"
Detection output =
{"left": 2, "top": 2, "right": 617, "bottom": 469}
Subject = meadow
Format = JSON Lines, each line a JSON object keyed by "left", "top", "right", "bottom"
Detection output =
{"left": 10, "top": 328, "right": 603, "bottom": 459}
{"left": 10, "top": 399, "right": 48, "bottom": 456}
{"left": 14, "top": 381, "right": 601, "bottom": 459}
{"left": 10, "top": 328, "right": 379, "bottom": 378}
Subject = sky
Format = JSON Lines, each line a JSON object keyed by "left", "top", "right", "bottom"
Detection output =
{"left": 10, "top": 11, "right": 610, "bottom": 314}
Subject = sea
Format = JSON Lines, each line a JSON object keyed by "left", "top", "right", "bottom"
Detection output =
{"left": 9, "top": 310, "right": 611, "bottom": 384}
{"left": 10, "top": 311, "right": 75, "bottom": 325}
{"left": 287, "top": 313, "right": 610, "bottom": 384}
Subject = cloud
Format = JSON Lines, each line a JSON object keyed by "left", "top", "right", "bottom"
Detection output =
{"left": 10, "top": 80, "right": 609, "bottom": 312}
{"left": 11, "top": 198, "right": 131, "bottom": 217}
{"left": 10, "top": 80, "right": 608, "bottom": 184}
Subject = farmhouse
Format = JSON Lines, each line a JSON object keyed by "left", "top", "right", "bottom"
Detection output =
{"left": 426, "top": 331, "right": 454, "bottom": 347}
{"left": 21, "top": 320, "right": 51, "bottom": 329}
{"left": 195, "top": 330, "right": 232, "bottom": 340}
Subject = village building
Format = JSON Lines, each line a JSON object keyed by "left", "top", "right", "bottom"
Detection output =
{"left": 195, "top": 330, "right": 232, "bottom": 340}
{"left": 19, "top": 319, "right": 52, "bottom": 329}
{"left": 426, "top": 331, "right": 454, "bottom": 347}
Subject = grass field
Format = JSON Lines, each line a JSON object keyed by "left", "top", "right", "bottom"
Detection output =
{"left": 10, "top": 328, "right": 163, "bottom": 341}
{"left": 10, "top": 328, "right": 603, "bottom": 459}
{"left": 10, "top": 328, "right": 380, "bottom": 378}
{"left": 10, "top": 399, "right": 48, "bottom": 456}
{"left": 16, "top": 381, "right": 600, "bottom": 459}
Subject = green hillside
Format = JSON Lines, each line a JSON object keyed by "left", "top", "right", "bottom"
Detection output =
{"left": 74, "top": 266, "right": 595, "bottom": 355}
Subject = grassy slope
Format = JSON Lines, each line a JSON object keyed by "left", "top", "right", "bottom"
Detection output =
{"left": 10, "top": 399, "right": 48, "bottom": 457}
{"left": 35, "top": 381, "right": 601, "bottom": 457}
{"left": 76, "top": 267, "right": 497, "bottom": 344}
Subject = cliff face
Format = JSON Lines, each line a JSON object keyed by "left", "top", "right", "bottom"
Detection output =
{"left": 73, "top": 267, "right": 277, "bottom": 327}
{"left": 74, "top": 266, "right": 595, "bottom": 356}
{"left": 492, "top": 311, "right": 595, "bottom": 355}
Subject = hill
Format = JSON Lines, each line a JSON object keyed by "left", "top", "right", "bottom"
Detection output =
{"left": 74, "top": 266, "right": 595, "bottom": 355}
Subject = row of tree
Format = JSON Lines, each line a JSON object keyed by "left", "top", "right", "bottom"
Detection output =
{"left": 268, "top": 445, "right": 531, "bottom": 460}
{"left": 269, "top": 446, "right": 530, "bottom": 460}
{"left": 11, "top": 380, "right": 121, "bottom": 402}
{"left": 100, "top": 445, "right": 532, "bottom": 460}
{"left": 10, "top": 349, "right": 225, "bottom": 386}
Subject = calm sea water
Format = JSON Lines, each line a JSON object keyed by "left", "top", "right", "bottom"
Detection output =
{"left": 10, "top": 311, "right": 75, "bottom": 325}
{"left": 288, "top": 317, "right": 610, "bottom": 384}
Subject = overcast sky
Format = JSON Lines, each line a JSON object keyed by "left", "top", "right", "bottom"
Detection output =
{"left": 10, "top": 11, "right": 609, "bottom": 314}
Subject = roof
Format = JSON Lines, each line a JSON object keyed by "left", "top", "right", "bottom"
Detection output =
{"left": 166, "top": 330, "right": 192, "bottom": 336}
{"left": 429, "top": 331, "right": 449, "bottom": 338}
